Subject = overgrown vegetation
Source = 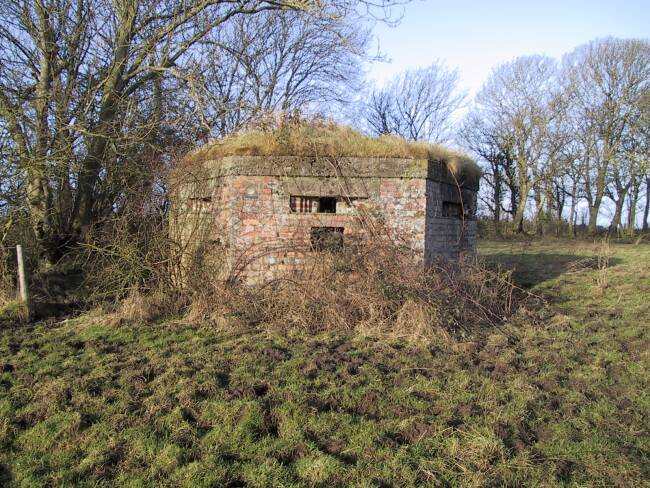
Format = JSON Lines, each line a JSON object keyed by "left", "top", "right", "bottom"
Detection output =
{"left": 185, "top": 238, "right": 518, "bottom": 339}
{"left": 182, "top": 119, "right": 481, "bottom": 187}
{"left": 1, "top": 239, "right": 648, "bottom": 486}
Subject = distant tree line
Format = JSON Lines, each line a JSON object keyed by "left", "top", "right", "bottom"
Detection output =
{"left": 361, "top": 38, "right": 650, "bottom": 237}
{"left": 460, "top": 39, "right": 650, "bottom": 236}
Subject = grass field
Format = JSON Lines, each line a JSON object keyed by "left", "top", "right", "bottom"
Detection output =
{"left": 1, "top": 239, "right": 648, "bottom": 487}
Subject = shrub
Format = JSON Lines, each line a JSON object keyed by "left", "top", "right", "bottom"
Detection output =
{"left": 184, "top": 236, "right": 520, "bottom": 341}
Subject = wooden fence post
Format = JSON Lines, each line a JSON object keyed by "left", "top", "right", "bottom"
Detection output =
{"left": 16, "top": 244, "right": 29, "bottom": 303}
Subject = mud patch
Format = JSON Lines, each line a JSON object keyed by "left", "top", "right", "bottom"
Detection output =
{"left": 277, "top": 444, "right": 308, "bottom": 465}
{"left": 555, "top": 459, "right": 575, "bottom": 483}
{"left": 224, "top": 383, "right": 269, "bottom": 400}
{"left": 263, "top": 347, "right": 290, "bottom": 361}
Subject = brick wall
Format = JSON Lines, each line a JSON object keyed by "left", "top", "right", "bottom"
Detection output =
{"left": 210, "top": 174, "right": 377, "bottom": 283}
{"left": 171, "top": 157, "right": 478, "bottom": 284}
{"left": 424, "top": 179, "right": 478, "bottom": 263}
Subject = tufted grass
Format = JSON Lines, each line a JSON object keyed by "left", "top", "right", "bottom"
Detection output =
{"left": 0, "top": 239, "right": 648, "bottom": 486}
{"left": 180, "top": 121, "right": 481, "bottom": 188}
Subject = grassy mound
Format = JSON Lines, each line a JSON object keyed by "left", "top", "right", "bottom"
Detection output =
{"left": 182, "top": 121, "right": 481, "bottom": 187}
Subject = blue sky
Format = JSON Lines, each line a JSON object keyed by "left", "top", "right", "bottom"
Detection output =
{"left": 367, "top": 0, "right": 650, "bottom": 94}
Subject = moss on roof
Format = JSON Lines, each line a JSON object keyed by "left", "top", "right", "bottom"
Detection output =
{"left": 180, "top": 122, "right": 481, "bottom": 187}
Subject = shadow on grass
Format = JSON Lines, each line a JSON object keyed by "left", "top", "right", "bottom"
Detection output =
{"left": 0, "top": 463, "right": 12, "bottom": 486}
{"left": 482, "top": 252, "right": 622, "bottom": 288}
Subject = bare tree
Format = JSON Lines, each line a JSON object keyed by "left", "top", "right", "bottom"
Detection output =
{"left": 643, "top": 175, "right": 650, "bottom": 232}
{"left": 362, "top": 62, "right": 465, "bottom": 143}
{"left": 561, "top": 38, "right": 650, "bottom": 235}
{"left": 194, "top": 9, "right": 369, "bottom": 136}
{"left": 462, "top": 55, "right": 559, "bottom": 233}
{"left": 627, "top": 93, "right": 650, "bottom": 233}
{"left": 459, "top": 110, "right": 513, "bottom": 233}
{"left": 0, "top": 0, "right": 402, "bottom": 264}
{"left": 557, "top": 137, "right": 586, "bottom": 236}
{"left": 537, "top": 95, "right": 574, "bottom": 235}
{"left": 364, "top": 89, "right": 395, "bottom": 136}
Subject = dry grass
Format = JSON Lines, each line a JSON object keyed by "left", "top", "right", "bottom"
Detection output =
{"left": 112, "top": 290, "right": 173, "bottom": 325}
{"left": 184, "top": 237, "right": 521, "bottom": 341}
{"left": 596, "top": 239, "right": 611, "bottom": 292}
{"left": 180, "top": 118, "right": 481, "bottom": 187}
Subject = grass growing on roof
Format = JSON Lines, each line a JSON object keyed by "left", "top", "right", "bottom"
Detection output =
{"left": 182, "top": 121, "right": 481, "bottom": 186}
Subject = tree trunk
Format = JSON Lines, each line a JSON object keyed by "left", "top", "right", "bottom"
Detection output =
{"left": 513, "top": 184, "right": 529, "bottom": 234}
{"left": 569, "top": 180, "right": 578, "bottom": 238}
{"left": 608, "top": 169, "right": 631, "bottom": 236}
{"left": 588, "top": 149, "right": 610, "bottom": 235}
{"left": 555, "top": 186, "right": 565, "bottom": 237}
{"left": 533, "top": 187, "right": 544, "bottom": 236}
{"left": 612, "top": 208, "right": 622, "bottom": 236}
{"left": 587, "top": 181, "right": 605, "bottom": 235}
{"left": 493, "top": 167, "right": 502, "bottom": 235}
{"left": 588, "top": 204, "right": 600, "bottom": 235}
{"left": 626, "top": 180, "right": 640, "bottom": 236}
{"left": 609, "top": 193, "right": 626, "bottom": 237}
{"left": 71, "top": 5, "right": 137, "bottom": 239}
{"left": 28, "top": 4, "right": 59, "bottom": 265}
{"left": 509, "top": 189, "right": 518, "bottom": 222}
{"left": 643, "top": 177, "right": 649, "bottom": 231}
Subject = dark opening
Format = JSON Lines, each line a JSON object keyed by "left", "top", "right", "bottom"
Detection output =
{"left": 442, "top": 201, "right": 462, "bottom": 219}
{"left": 189, "top": 196, "right": 212, "bottom": 203}
{"left": 318, "top": 197, "right": 337, "bottom": 213}
{"left": 311, "top": 227, "right": 344, "bottom": 252}
{"left": 290, "top": 196, "right": 337, "bottom": 213}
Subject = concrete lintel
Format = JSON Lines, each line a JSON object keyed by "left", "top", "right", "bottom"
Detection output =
{"left": 183, "top": 156, "right": 478, "bottom": 190}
